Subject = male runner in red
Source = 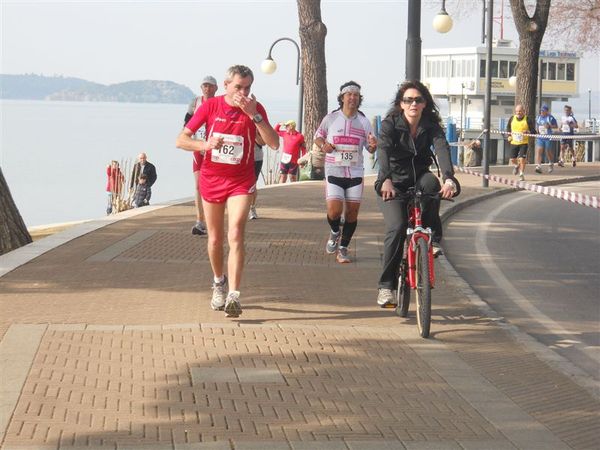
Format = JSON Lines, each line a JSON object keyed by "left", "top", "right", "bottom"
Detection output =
{"left": 176, "top": 65, "right": 279, "bottom": 317}
{"left": 275, "top": 120, "right": 305, "bottom": 183}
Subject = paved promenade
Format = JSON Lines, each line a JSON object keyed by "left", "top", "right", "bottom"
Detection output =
{"left": 1, "top": 164, "right": 599, "bottom": 450}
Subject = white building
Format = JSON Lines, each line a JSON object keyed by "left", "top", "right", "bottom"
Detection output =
{"left": 422, "top": 40, "right": 580, "bottom": 131}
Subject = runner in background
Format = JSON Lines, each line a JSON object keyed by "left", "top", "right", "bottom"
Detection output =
{"left": 534, "top": 104, "right": 558, "bottom": 174}
{"left": 558, "top": 105, "right": 578, "bottom": 168}
{"left": 176, "top": 65, "right": 279, "bottom": 318}
{"left": 275, "top": 120, "right": 305, "bottom": 184}
{"left": 314, "top": 81, "right": 377, "bottom": 264}
{"left": 185, "top": 75, "right": 218, "bottom": 236}
{"left": 249, "top": 137, "right": 264, "bottom": 220}
{"left": 506, "top": 104, "right": 536, "bottom": 181}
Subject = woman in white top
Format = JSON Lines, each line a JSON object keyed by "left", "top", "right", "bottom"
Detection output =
{"left": 313, "top": 81, "right": 377, "bottom": 263}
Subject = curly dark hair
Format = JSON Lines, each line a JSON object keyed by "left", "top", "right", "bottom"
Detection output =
{"left": 335, "top": 80, "right": 364, "bottom": 111}
{"left": 388, "top": 80, "right": 442, "bottom": 125}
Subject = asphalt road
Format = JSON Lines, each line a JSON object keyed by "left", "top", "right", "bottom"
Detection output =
{"left": 443, "top": 181, "right": 600, "bottom": 381}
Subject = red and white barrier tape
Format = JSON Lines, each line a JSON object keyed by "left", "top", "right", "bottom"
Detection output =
{"left": 454, "top": 165, "right": 599, "bottom": 209}
{"left": 491, "top": 129, "right": 600, "bottom": 141}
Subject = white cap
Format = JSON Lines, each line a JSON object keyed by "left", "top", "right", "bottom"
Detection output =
{"left": 201, "top": 75, "right": 217, "bottom": 86}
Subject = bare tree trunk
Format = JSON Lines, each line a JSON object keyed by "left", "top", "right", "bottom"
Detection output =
{"left": 509, "top": 0, "right": 551, "bottom": 158}
{"left": 297, "top": 0, "right": 328, "bottom": 149}
{"left": 0, "top": 167, "right": 32, "bottom": 255}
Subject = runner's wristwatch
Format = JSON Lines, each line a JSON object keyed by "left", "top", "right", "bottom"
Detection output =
{"left": 252, "top": 113, "right": 263, "bottom": 124}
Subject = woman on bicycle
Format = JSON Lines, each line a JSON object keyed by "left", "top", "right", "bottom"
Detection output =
{"left": 375, "top": 80, "right": 458, "bottom": 307}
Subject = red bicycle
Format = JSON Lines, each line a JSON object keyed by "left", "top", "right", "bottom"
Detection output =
{"left": 396, "top": 188, "right": 453, "bottom": 338}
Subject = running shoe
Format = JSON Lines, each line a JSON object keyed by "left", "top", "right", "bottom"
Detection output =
{"left": 377, "top": 288, "right": 397, "bottom": 308}
{"left": 512, "top": 165, "right": 518, "bottom": 175}
{"left": 572, "top": 160, "right": 576, "bottom": 167}
{"left": 326, "top": 230, "right": 340, "bottom": 254}
{"left": 558, "top": 160, "right": 565, "bottom": 167}
{"left": 336, "top": 246, "right": 351, "bottom": 264}
{"left": 210, "top": 276, "right": 228, "bottom": 311}
{"left": 192, "top": 222, "right": 208, "bottom": 236}
{"left": 534, "top": 165, "right": 542, "bottom": 174}
{"left": 248, "top": 206, "right": 258, "bottom": 220}
{"left": 519, "top": 173, "right": 525, "bottom": 182}
{"left": 432, "top": 242, "right": 444, "bottom": 258}
{"left": 548, "top": 163, "right": 554, "bottom": 173}
{"left": 224, "top": 291, "right": 242, "bottom": 317}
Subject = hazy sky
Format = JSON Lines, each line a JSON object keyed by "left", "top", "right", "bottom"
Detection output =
{"left": 1, "top": 0, "right": 598, "bottom": 109}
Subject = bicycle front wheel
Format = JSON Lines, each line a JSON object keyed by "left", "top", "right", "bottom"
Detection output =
{"left": 415, "top": 237, "right": 431, "bottom": 338}
{"left": 396, "top": 257, "right": 411, "bottom": 317}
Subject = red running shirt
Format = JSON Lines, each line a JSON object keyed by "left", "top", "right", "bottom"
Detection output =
{"left": 185, "top": 96, "right": 269, "bottom": 179}
{"left": 275, "top": 123, "right": 305, "bottom": 165}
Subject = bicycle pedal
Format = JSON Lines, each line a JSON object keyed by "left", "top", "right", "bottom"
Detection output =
{"left": 382, "top": 303, "right": 397, "bottom": 309}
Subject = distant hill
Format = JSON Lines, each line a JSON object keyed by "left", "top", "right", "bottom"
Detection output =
{"left": 0, "top": 74, "right": 194, "bottom": 104}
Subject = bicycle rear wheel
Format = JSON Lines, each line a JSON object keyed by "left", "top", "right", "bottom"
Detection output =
{"left": 415, "top": 237, "right": 431, "bottom": 338}
{"left": 396, "top": 257, "right": 411, "bottom": 317}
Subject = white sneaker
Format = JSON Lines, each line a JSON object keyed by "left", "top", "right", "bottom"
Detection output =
{"left": 432, "top": 242, "right": 443, "bottom": 258}
{"left": 192, "top": 222, "right": 207, "bottom": 236}
{"left": 377, "top": 288, "right": 396, "bottom": 308}
{"left": 519, "top": 173, "right": 525, "bottom": 181}
{"left": 326, "top": 230, "right": 340, "bottom": 254}
{"left": 535, "top": 165, "right": 542, "bottom": 174}
{"left": 336, "top": 246, "right": 351, "bottom": 264}
{"left": 210, "top": 276, "right": 227, "bottom": 311}
{"left": 248, "top": 206, "right": 258, "bottom": 220}
{"left": 224, "top": 291, "right": 242, "bottom": 317}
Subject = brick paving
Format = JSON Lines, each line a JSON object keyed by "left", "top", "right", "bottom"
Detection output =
{"left": 0, "top": 164, "right": 599, "bottom": 449}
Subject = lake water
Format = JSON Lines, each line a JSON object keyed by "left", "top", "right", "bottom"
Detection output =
{"left": 1, "top": 100, "right": 383, "bottom": 227}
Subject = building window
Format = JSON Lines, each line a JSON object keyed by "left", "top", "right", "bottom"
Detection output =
{"left": 567, "top": 63, "right": 575, "bottom": 81}
{"left": 557, "top": 63, "right": 566, "bottom": 80}
{"left": 547, "top": 62, "right": 556, "bottom": 80}
{"left": 499, "top": 60, "right": 508, "bottom": 78}
{"left": 509, "top": 61, "right": 517, "bottom": 77}
{"left": 490, "top": 60, "right": 499, "bottom": 78}
{"left": 541, "top": 62, "right": 547, "bottom": 80}
{"left": 480, "top": 59, "right": 486, "bottom": 77}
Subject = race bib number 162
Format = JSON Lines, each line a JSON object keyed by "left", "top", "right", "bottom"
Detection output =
{"left": 211, "top": 133, "right": 244, "bottom": 165}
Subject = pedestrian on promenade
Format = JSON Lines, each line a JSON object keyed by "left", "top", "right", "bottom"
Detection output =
{"left": 249, "top": 137, "right": 264, "bottom": 220}
{"left": 185, "top": 75, "right": 219, "bottom": 236}
{"left": 106, "top": 160, "right": 125, "bottom": 215}
{"left": 374, "top": 80, "right": 458, "bottom": 307}
{"left": 314, "top": 81, "right": 378, "bottom": 264}
{"left": 534, "top": 104, "right": 558, "bottom": 174}
{"left": 275, "top": 120, "right": 305, "bottom": 184}
{"left": 506, "top": 104, "right": 536, "bottom": 181}
{"left": 558, "top": 105, "right": 578, "bottom": 168}
{"left": 130, "top": 152, "right": 157, "bottom": 197}
{"left": 132, "top": 174, "right": 151, "bottom": 208}
{"left": 298, "top": 142, "right": 325, "bottom": 180}
{"left": 176, "top": 65, "right": 279, "bottom": 317}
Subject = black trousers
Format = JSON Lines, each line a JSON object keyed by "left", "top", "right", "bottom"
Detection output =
{"left": 377, "top": 172, "right": 441, "bottom": 289}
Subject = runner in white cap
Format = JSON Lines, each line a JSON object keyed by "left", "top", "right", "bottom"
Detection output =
{"left": 184, "top": 75, "right": 218, "bottom": 236}
{"left": 314, "top": 81, "right": 377, "bottom": 264}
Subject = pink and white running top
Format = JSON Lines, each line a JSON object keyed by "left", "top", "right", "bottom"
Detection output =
{"left": 314, "top": 110, "right": 373, "bottom": 178}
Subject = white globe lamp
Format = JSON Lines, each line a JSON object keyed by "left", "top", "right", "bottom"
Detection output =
{"left": 261, "top": 58, "right": 277, "bottom": 75}
{"left": 433, "top": 12, "right": 453, "bottom": 33}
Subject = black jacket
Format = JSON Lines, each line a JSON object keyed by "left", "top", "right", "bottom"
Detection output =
{"left": 130, "top": 161, "right": 157, "bottom": 189}
{"left": 375, "top": 112, "right": 454, "bottom": 194}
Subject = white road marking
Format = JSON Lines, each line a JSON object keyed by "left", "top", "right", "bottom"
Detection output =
{"left": 474, "top": 191, "right": 599, "bottom": 365}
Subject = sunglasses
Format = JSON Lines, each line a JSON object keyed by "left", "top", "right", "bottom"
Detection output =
{"left": 401, "top": 96, "right": 426, "bottom": 105}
